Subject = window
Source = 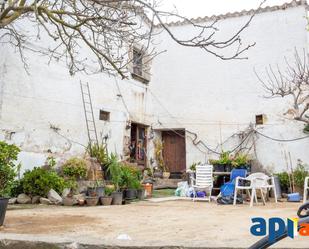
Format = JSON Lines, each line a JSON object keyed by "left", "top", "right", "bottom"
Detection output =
{"left": 130, "top": 46, "right": 151, "bottom": 84}
{"left": 255, "top": 114, "right": 266, "bottom": 125}
{"left": 133, "top": 49, "right": 143, "bottom": 77}
{"left": 99, "top": 110, "right": 110, "bottom": 121}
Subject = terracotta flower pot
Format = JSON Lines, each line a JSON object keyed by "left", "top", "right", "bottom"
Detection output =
{"left": 63, "top": 197, "right": 75, "bottom": 206}
{"left": 100, "top": 196, "right": 112, "bottom": 205}
{"left": 86, "top": 197, "right": 99, "bottom": 206}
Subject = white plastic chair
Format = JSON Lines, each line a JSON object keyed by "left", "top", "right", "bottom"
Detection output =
{"left": 303, "top": 177, "right": 309, "bottom": 203}
{"left": 233, "top": 172, "right": 277, "bottom": 207}
{"left": 191, "top": 164, "right": 213, "bottom": 202}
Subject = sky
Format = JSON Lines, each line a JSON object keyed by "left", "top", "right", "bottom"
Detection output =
{"left": 159, "top": 0, "right": 300, "bottom": 18}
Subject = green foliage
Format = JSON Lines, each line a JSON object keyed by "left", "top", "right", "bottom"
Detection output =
{"left": 104, "top": 186, "right": 114, "bottom": 196}
{"left": 210, "top": 151, "right": 232, "bottom": 165}
{"left": 231, "top": 153, "right": 249, "bottom": 167}
{"left": 276, "top": 160, "right": 308, "bottom": 192}
{"left": 120, "top": 165, "right": 142, "bottom": 189}
{"left": 294, "top": 160, "right": 308, "bottom": 188}
{"left": 189, "top": 162, "right": 201, "bottom": 172}
{"left": 0, "top": 141, "right": 20, "bottom": 197}
{"left": 7, "top": 179, "right": 24, "bottom": 197}
{"left": 87, "top": 142, "right": 109, "bottom": 166}
{"left": 210, "top": 152, "right": 250, "bottom": 168}
{"left": 304, "top": 124, "right": 309, "bottom": 133}
{"left": 106, "top": 153, "right": 122, "bottom": 191}
{"left": 62, "top": 157, "right": 87, "bottom": 179}
{"left": 276, "top": 172, "right": 290, "bottom": 190}
{"left": 22, "top": 167, "right": 65, "bottom": 197}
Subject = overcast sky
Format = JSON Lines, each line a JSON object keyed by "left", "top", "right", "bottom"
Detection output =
{"left": 159, "top": 0, "right": 300, "bottom": 18}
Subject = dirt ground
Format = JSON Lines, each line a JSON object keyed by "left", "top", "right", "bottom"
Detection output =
{"left": 0, "top": 200, "right": 308, "bottom": 248}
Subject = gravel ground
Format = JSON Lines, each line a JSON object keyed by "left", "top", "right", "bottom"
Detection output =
{"left": 0, "top": 200, "right": 307, "bottom": 248}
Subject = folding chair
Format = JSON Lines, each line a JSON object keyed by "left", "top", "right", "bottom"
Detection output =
{"left": 233, "top": 172, "right": 277, "bottom": 207}
{"left": 191, "top": 164, "right": 213, "bottom": 202}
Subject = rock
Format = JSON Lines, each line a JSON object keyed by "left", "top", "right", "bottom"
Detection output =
{"left": 73, "top": 193, "right": 85, "bottom": 201}
{"left": 65, "top": 242, "right": 79, "bottom": 249}
{"left": 31, "top": 196, "right": 41, "bottom": 204}
{"left": 17, "top": 194, "right": 31, "bottom": 204}
{"left": 47, "top": 189, "right": 63, "bottom": 205}
{"left": 8, "top": 198, "right": 17, "bottom": 205}
{"left": 39, "top": 197, "right": 52, "bottom": 205}
{"left": 62, "top": 188, "right": 71, "bottom": 198}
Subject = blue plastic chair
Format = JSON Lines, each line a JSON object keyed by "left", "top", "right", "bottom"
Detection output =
{"left": 220, "top": 169, "right": 247, "bottom": 197}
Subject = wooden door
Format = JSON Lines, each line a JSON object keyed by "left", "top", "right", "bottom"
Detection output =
{"left": 162, "top": 130, "right": 186, "bottom": 173}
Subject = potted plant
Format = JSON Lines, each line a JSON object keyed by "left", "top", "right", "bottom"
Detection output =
{"left": 210, "top": 151, "right": 232, "bottom": 172}
{"left": 120, "top": 166, "right": 136, "bottom": 200}
{"left": 107, "top": 153, "right": 123, "bottom": 205}
{"left": 86, "top": 194, "right": 99, "bottom": 206}
{"left": 63, "top": 190, "right": 75, "bottom": 206}
{"left": 100, "top": 186, "right": 113, "bottom": 205}
{"left": 232, "top": 153, "right": 251, "bottom": 171}
{"left": 0, "top": 141, "right": 20, "bottom": 226}
{"left": 87, "top": 141, "right": 110, "bottom": 180}
{"left": 136, "top": 182, "right": 145, "bottom": 200}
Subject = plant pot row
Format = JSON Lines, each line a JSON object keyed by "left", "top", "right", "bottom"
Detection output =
{"left": 213, "top": 164, "right": 251, "bottom": 172}
{"left": 63, "top": 189, "right": 146, "bottom": 207}
{"left": 123, "top": 189, "right": 146, "bottom": 200}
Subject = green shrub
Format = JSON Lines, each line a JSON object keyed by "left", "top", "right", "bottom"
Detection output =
{"left": 294, "top": 160, "right": 308, "bottom": 188}
{"left": 22, "top": 167, "right": 65, "bottom": 197}
{"left": 106, "top": 153, "right": 122, "bottom": 191}
{"left": 62, "top": 157, "right": 87, "bottom": 179}
{"left": 8, "top": 179, "right": 24, "bottom": 197}
{"left": 0, "top": 141, "right": 20, "bottom": 197}
{"left": 120, "top": 164, "right": 142, "bottom": 189}
{"left": 87, "top": 142, "right": 109, "bottom": 166}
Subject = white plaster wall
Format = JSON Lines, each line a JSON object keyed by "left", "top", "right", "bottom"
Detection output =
{"left": 0, "top": 37, "right": 155, "bottom": 174}
{"left": 1, "top": 5, "right": 309, "bottom": 174}
{"left": 151, "top": 6, "right": 309, "bottom": 172}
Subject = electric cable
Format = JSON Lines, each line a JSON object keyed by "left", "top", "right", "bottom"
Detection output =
{"left": 254, "top": 129, "right": 309, "bottom": 142}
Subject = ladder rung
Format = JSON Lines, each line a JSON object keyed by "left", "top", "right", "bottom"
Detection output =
{"left": 86, "top": 120, "right": 94, "bottom": 122}
{"left": 82, "top": 92, "right": 90, "bottom": 95}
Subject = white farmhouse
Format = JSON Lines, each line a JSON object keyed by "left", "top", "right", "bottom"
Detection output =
{"left": 0, "top": 0, "right": 308, "bottom": 175}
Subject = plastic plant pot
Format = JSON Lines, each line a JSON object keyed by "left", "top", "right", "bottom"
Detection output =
{"left": 0, "top": 198, "right": 9, "bottom": 226}
{"left": 111, "top": 192, "right": 123, "bottom": 205}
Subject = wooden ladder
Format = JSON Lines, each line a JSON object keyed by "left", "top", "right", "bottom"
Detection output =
{"left": 80, "top": 81, "right": 99, "bottom": 146}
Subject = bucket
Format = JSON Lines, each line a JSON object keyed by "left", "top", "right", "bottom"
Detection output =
{"left": 143, "top": 183, "right": 153, "bottom": 198}
{"left": 0, "top": 198, "right": 9, "bottom": 226}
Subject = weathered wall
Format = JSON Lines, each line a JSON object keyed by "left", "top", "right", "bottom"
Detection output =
{"left": 1, "top": 3, "right": 309, "bottom": 174}
{"left": 151, "top": 5, "right": 309, "bottom": 172}
{"left": 0, "top": 39, "right": 154, "bottom": 173}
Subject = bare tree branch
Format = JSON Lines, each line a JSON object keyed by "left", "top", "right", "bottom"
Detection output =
{"left": 255, "top": 49, "right": 309, "bottom": 124}
{"left": 0, "top": 0, "right": 257, "bottom": 77}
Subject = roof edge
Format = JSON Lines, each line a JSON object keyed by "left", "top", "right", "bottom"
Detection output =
{"left": 160, "top": 0, "right": 307, "bottom": 27}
